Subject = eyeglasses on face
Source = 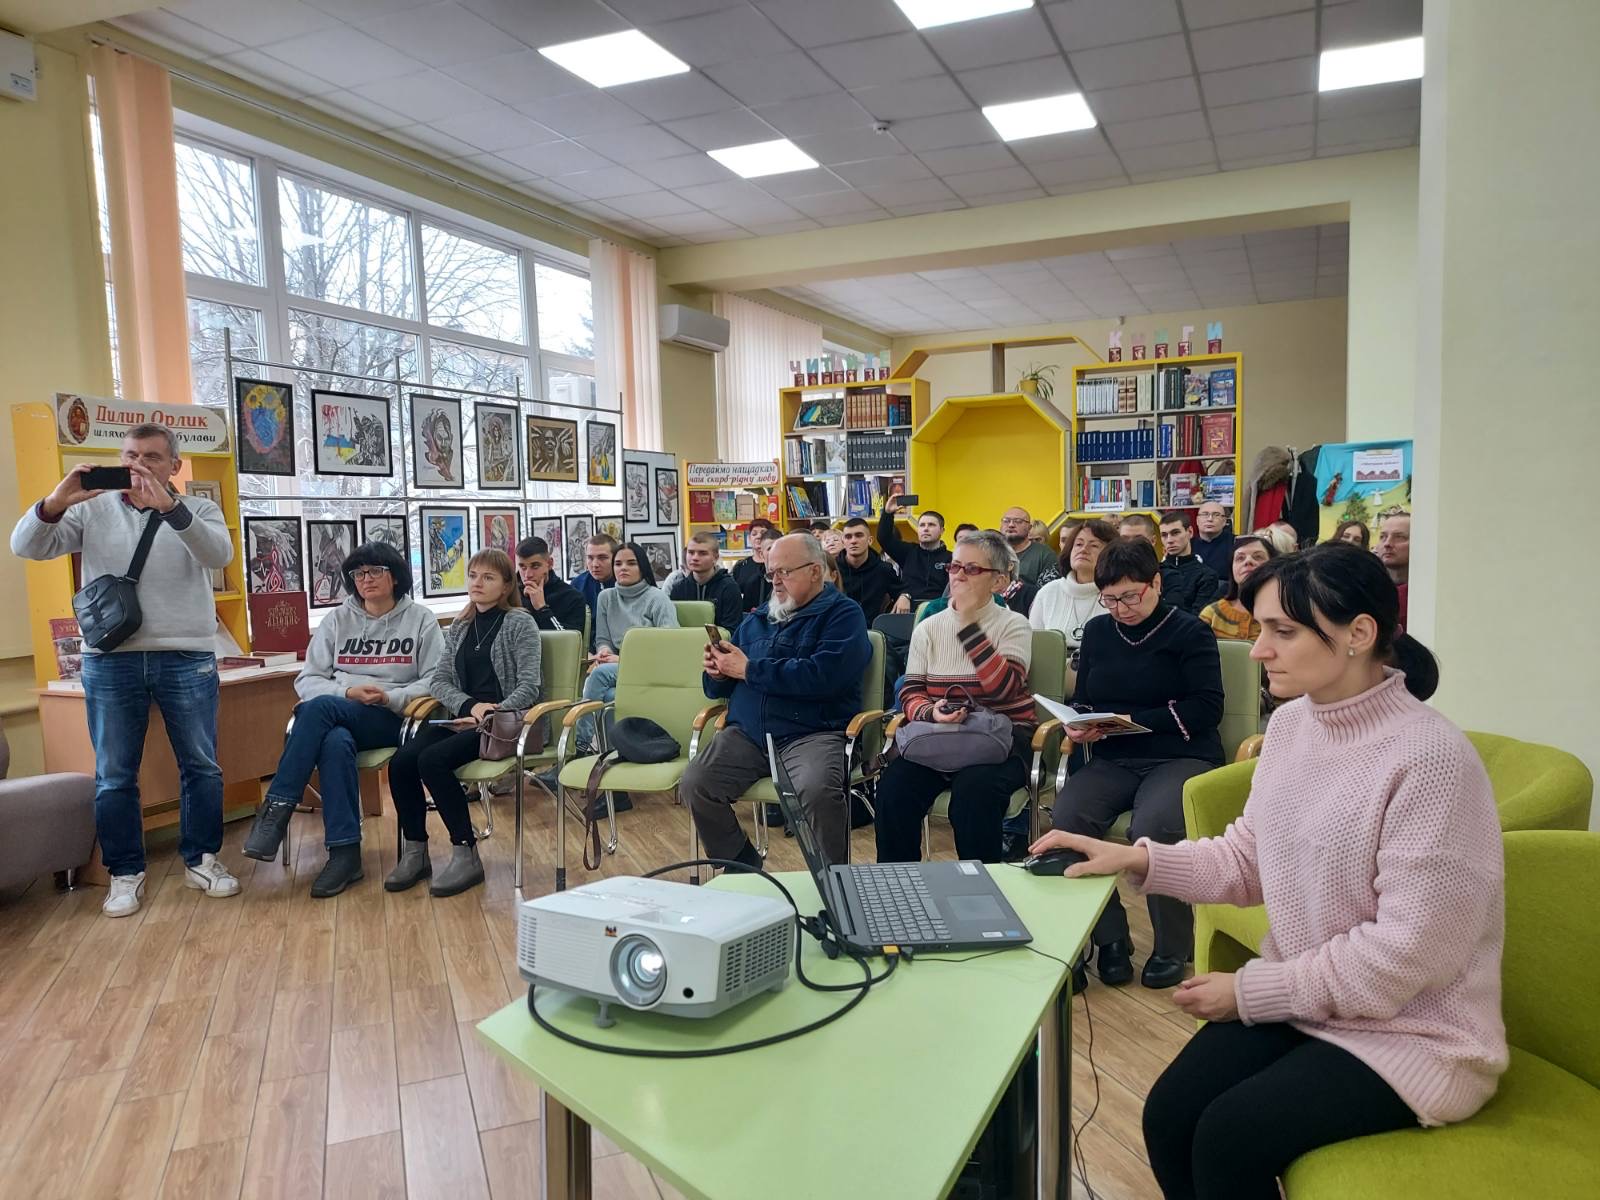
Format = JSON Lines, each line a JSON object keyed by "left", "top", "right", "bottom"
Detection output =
{"left": 943, "top": 562, "right": 1004, "bottom": 578}
{"left": 1099, "top": 585, "right": 1151, "bottom": 609}
{"left": 764, "top": 562, "right": 820, "bottom": 583}
{"left": 351, "top": 567, "right": 391, "bottom": 581}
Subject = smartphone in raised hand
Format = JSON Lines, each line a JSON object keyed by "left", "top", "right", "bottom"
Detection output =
{"left": 704, "top": 623, "right": 729, "bottom": 651}
{"left": 81, "top": 465, "right": 133, "bottom": 491}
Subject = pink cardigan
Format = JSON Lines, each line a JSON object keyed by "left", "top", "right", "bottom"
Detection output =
{"left": 1138, "top": 670, "right": 1508, "bottom": 1126}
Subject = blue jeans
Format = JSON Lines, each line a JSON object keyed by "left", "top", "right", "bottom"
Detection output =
{"left": 577, "top": 662, "right": 619, "bottom": 749}
{"left": 81, "top": 650, "right": 224, "bottom": 877}
{"left": 268, "top": 694, "right": 402, "bottom": 848}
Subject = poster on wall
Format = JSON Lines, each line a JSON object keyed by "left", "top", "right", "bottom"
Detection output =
{"left": 526, "top": 416, "right": 579, "bottom": 482}
{"left": 623, "top": 461, "right": 650, "bottom": 522}
{"left": 421, "top": 506, "right": 470, "bottom": 597}
{"left": 478, "top": 507, "right": 520, "bottom": 558}
{"left": 307, "top": 520, "right": 358, "bottom": 608}
{"left": 634, "top": 532, "right": 679, "bottom": 584}
{"left": 1313, "top": 440, "right": 1414, "bottom": 542}
{"left": 361, "top": 513, "right": 409, "bottom": 562}
{"left": 684, "top": 461, "right": 779, "bottom": 488}
{"left": 476, "top": 402, "right": 520, "bottom": 489}
{"left": 622, "top": 448, "right": 682, "bottom": 544}
{"left": 562, "top": 513, "right": 593, "bottom": 579}
{"left": 586, "top": 420, "right": 617, "bottom": 486}
{"left": 312, "top": 390, "right": 392, "bottom": 476}
{"left": 411, "top": 394, "right": 464, "bottom": 488}
{"left": 530, "top": 514, "right": 564, "bottom": 574}
{"left": 244, "top": 516, "right": 304, "bottom": 594}
{"left": 595, "top": 514, "right": 624, "bottom": 546}
{"left": 654, "top": 467, "right": 679, "bottom": 527}
{"left": 233, "top": 381, "right": 295, "bottom": 476}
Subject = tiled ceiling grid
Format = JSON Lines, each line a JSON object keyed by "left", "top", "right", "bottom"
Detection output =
{"left": 117, "top": 0, "right": 1422, "bottom": 250}
{"left": 775, "top": 222, "right": 1347, "bottom": 334}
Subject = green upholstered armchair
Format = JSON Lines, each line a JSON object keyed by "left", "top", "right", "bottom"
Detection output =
{"left": 671, "top": 599, "right": 715, "bottom": 630}
{"left": 1185, "top": 733, "right": 1595, "bottom": 976}
{"left": 1283, "top": 830, "right": 1600, "bottom": 1198}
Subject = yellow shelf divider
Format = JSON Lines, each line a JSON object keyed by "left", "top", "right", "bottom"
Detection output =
{"left": 908, "top": 392, "right": 1070, "bottom": 531}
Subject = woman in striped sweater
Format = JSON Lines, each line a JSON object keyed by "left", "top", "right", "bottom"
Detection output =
{"left": 874, "top": 529, "right": 1035, "bottom": 864}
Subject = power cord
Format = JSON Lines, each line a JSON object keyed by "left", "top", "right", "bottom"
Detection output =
{"left": 524, "top": 858, "right": 896, "bottom": 1059}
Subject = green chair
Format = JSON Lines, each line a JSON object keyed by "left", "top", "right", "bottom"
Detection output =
{"left": 405, "top": 631, "right": 586, "bottom": 896}
{"left": 1185, "top": 731, "right": 1594, "bottom": 976}
{"left": 687, "top": 631, "right": 887, "bottom": 877}
{"left": 671, "top": 599, "right": 715, "bottom": 629}
{"left": 1283, "top": 830, "right": 1600, "bottom": 1199}
{"left": 558, "top": 627, "right": 724, "bottom": 891}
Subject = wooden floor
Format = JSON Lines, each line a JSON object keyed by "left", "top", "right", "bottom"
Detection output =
{"left": 0, "top": 786, "right": 1187, "bottom": 1200}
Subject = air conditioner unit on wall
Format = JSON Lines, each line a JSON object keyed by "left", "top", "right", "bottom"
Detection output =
{"left": 0, "top": 31, "right": 38, "bottom": 102}
{"left": 660, "top": 305, "right": 730, "bottom": 354}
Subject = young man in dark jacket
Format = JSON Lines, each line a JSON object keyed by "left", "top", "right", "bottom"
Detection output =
{"left": 680, "top": 534, "right": 871, "bottom": 869}
{"left": 836, "top": 516, "right": 904, "bottom": 619}
{"left": 1155, "top": 511, "right": 1224, "bottom": 614}
{"left": 668, "top": 531, "right": 743, "bottom": 630}
{"left": 1192, "top": 501, "right": 1235, "bottom": 579}
{"left": 877, "top": 496, "right": 951, "bottom": 611}
{"left": 731, "top": 518, "right": 777, "bottom": 612}
{"left": 516, "top": 536, "right": 589, "bottom": 634}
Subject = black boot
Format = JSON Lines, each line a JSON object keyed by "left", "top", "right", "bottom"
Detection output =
{"left": 309, "top": 843, "right": 364, "bottom": 898}
{"left": 724, "top": 841, "right": 764, "bottom": 874}
{"left": 1141, "top": 955, "right": 1187, "bottom": 989}
{"left": 1094, "top": 939, "right": 1134, "bottom": 986}
{"left": 243, "top": 796, "right": 296, "bottom": 861}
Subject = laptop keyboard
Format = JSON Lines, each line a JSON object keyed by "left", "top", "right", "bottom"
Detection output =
{"left": 852, "top": 864, "right": 951, "bottom": 945}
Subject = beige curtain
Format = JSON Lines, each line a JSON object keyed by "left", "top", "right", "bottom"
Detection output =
{"left": 90, "top": 45, "right": 192, "bottom": 406}
{"left": 713, "top": 293, "right": 821, "bottom": 462}
{"left": 590, "top": 239, "right": 662, "bottom": 452}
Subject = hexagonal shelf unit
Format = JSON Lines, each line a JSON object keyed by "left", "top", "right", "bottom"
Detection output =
{"left": 908, "top": 392, "right": 1070, "bottom": 530}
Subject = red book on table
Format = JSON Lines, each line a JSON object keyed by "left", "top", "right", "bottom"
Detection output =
{"left": 247, "top": 591, "right": 311, "bottom": 653}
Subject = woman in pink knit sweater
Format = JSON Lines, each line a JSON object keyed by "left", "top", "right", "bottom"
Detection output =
{"left": 1031, "top": 543, "right": 1507, "bottom": 1199}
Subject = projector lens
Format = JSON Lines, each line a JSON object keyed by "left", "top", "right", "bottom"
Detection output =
{"left": 611, "top": 935, "right": 667, "bottom": 1007}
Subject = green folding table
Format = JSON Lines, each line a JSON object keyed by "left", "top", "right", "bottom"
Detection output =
{"left": 477, "top": 867, "right": 1116, "bottom": 1199}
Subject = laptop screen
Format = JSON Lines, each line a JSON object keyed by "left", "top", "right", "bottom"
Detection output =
{"left": 765, "top": 735, "right": 840, "bottom": 912}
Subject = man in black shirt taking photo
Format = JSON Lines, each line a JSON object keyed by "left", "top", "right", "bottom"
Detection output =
{"left": 877, "top": 495, "right": 951, "bottom": 613}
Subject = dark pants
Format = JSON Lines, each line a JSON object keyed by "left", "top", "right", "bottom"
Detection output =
{"left": 267, "top": 695, "right": 402, "bottom": 848}
{"left": 81, "top": 650, "right": 222, "bottom": 876}
{"left": 1143, "top": 1021, "right": 1414, "bottom": 1200}
{"left": 1052, "top": 754, "right": 1215, "bottom": 958}
{"left": 681, "top": 727, "right": 849, "bottom": 865}
{"left": 388, "top": 724, "right": 482, "bottom": 846}
{"left": 875, "top": 753, "right": 1029, "bottom": 863}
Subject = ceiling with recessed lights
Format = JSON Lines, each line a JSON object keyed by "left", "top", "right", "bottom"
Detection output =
{"left": 116, "top": 0, "right": 1422, "bottom": 253}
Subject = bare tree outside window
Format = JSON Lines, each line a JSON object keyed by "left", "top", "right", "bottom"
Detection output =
{"left": 189, "top": 299, "right": 262, "bottom": 409}
{"left": 174, "top": 139, "right": 262, "bottom": 286}
{"left": 423, "top": 224, "right": 524, "bottom": 343}
{"left": 280, "top": 175, "right": 414, "bottom": 319}
{"left": 535, "top": 262, "right": 594, "bottom": 358}
{"left": 430, "top": 340, "right": 527, "bottom": 395}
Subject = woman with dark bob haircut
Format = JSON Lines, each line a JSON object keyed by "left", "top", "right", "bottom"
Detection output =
{"left": 242, "top": 540, "right": 445, "bottom": 897}
{"left": 1035, "top": 544, "right": 1504, "bottom": 1199}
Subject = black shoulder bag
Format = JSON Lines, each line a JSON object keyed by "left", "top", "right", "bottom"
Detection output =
{"left": 578, "top": 717, "right": 679, "bottom": 870}
{"left": 72, "top": 512, "right": 163, "bottom": 652}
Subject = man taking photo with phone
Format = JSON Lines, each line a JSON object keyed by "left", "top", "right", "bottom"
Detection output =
{"left": 13, "top": 424, "right": 239, "bottom": 917}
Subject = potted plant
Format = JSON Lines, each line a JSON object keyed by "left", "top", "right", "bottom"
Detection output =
{"left": 1016, "top": 363, "right": 1058, "bottom": 406}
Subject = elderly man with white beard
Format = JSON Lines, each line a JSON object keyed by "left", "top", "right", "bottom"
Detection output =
{"left": 680, "top": 533, "right": 872, "bottom": 870}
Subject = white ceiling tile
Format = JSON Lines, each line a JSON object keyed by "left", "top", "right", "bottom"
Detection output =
{"left": 756, "top": 0, "right": 908, "bottom": 49}
{"left": 496, "top": 139, "right": 612, "bottom": 175}
{"left": 1045, "top": 0, "right": 1183, "bottom": 50}
{"left": 786, "top": 189, "right": 885, "bottom": 217}
{"left": 116, "top": 11, "right": 245, "bottom": 58}
{"left": 1190, "top": 12, "right": 1316, "bottom": 73}
{"left": 631, "top": 153, "right": 737, "bottom": 188}
{"left": 649, "top": 209, "right": 745, "bottom": 235}
{"left": 458, "top": 0, "right": 627, "bottom": 46}
{"left": 816, "top": 208, "right": 894, "bottom": 227}
{"left": 441, "top": 51, "right": 586, "bottom": 106}
{"left": 673, "top": 179, "right": 781, "bottom": 209}
{"left": 363, "top": 2, "right": 513, "bottom": 67}
{"left": 557, "top": 165, "right": 660, "bottom": 199}
{"left": 515, "top": 89, "right": 646, "bottom": 136}
{"left": 1180, "top": 0, "right": 1309, "bottom": 27}
{"left": 752, "top": 167, "right": 854, "bottom": 197}
{"left": 611, "top": 73, "right": 741, "bottom": 121}
{"left": 663, "top": 109, "right": 782, "bottom": 151}
{"left": 577, "top": 124, "right": 696, "bottom": 164}
{"left": 1174, "top": 232, "right": 1244, "bottom": 253}
{"left": 968, "top": 187, "right": 1048, "bottom": 207}
{"left": 458, "top": 151, "right": 537, "bottom": 182}
{"left": 793, "top": 126, "right": 905, "bottom": 166}
{"left": 814, "top": 33, "right": 945, "bottom": 89}
{"left": 1114, "top": 258, "right": 1187, "bottom": 285}
{"left": 1321, "top": 0, "right": 1423, "bottom": 50}
{"left": 1086, "top": 76, "right": 1202, "bottom": 124}
{"left": 916, "top": 143, "right": 1019, "bottom": 175}
{"left": 1317, "top": 109, "right": 1420, "bottom": 147}
{"left": 1200, "top": 57, "right": 1316, "bottom": 106}
{"left": 608, "top": 0, "right": 743, "bottom": 19}
{"left": 859, "top": 178, "right": 957, "bottom": 206}
{"left": 752, "top": 91, "right": 875, "bottom": 138}
{"left": 352, "top": 70, "right": 488, "bottom": 123}
{"left": 299, "top": 0, "right": 436, "bottom": 15}
{"left": 426, "top": 106, "right": 560, "bottom": 153}
{"left": 1026, "top": 153, "right": 1126, "bottom": 185}
{"left": 886, "top": 110, "right": 1002, "bottom": 153}
{"left": 603, "top": 189, "right": 701, "bottom": 219}
{"left": 742, "top": 218, "right": 824, "bottom": 236}
{"left": 1174, "top": 249, "right": 1250, "bottom": 274}
{"left": 919, "top": 267, "right": 983, "bottom": 281}
{"left": 1215, "top": 124, "right": 1313, "bottom": 160}
{"left": 1313, "top": 135, "right": 1414, "bottom": 158}
{"left": 921, "top": 9, "right": 1056, "bottom": 71}
{"left": 720, "top": 196, "right": 805, "bottom": 226}
{"left": 957, "top": 56, "right": 1079, "bottom": 107}
{"left": 1317, "top": 80, "right": 1423, "bottom": 121}
{"left": 943, "top": 166, "right": 1040, "bottom": 198}
{"left": 1069, "top": 34, "right": 1193, "bottom": 90}
{"left": 1007, "top": 128, "right": 1114, "bottom": 164}
{"left": 1118, "top": 138, "right": 1217, "bottom": 172}
{"left": 304, "top": 90, "right": 410, "bottom": 129}
{"left": 1208, "top": 92, "right": 1314, "bottom": 135}
{"left": 1314, "top": 276, "right": 1348, "bottom": 298}
{"left": 388, "top": 123, "right": 480, "bottom": 159}
{"left": 704, "top": 52, "right": 838, "bottom": 106}
{"left": 1106, "top": 243, "right": 1177, "bottom": 260}
{"left": 645, "top": 6, "right": 796, "bottom": 67}
{"left": 1245, "top": 226, "right": 1314, "bottom": 247}
{"left": 214, "top": 48, "right": 335, "bottom": 96}
{"left": 850, "top": 77, "right": 972, "bottom": 121}
{"left": 1105, "top": 109, "right": 1210, "bottom": 150}
{"left": 834, "top": 156, "right": 935, "bottom": 187}
{"left": 259, "top": 27, "right": 423, "bottom": 88}
{"left": 521, "top": 178, "right": 586, "bottom": 204}
{"left": 1129, "top": 162, "right": 1219, "bottom": 183}
{"left": 684, "top": 227, "right": 755, "bottom": 243}
{"left": 170, "top": 0, "right": 338, "bottom": 47}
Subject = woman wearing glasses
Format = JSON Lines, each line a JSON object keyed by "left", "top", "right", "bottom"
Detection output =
{"left": 874, "top": 530, "right": 1035, "bottom": 865}
{"left": 243, "top": 540, "right": 444, "bottom": 897}
{"left": 1050, "top": 535, "right": 1224, "bottom": 990}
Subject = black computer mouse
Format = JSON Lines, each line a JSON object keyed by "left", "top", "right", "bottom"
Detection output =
{"left": 1023, "top": 847, "right": 1088, "bottom": 876}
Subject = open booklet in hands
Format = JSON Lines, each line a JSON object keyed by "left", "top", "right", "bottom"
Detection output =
{"left": 1033, "top": 694, "right": 1151, "bottom": 737}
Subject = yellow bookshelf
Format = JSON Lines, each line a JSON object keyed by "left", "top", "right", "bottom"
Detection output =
{"left": 907, "top": 392, "right": 1071, "bottom": 530}
{"left": 1068, "top": 353, "right": 1244, "bottom": 529}
{"left": 11, "top": 401, "right": 250, "bottom": 687}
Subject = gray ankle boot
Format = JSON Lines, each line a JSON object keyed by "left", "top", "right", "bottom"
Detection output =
{"left": 385, "top": 840, "right": 431, "bottom": 892}
{"left": 429, "top": 844, "right": 484, "bottom": 897}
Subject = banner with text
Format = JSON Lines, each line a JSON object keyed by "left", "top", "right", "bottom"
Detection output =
{"left": 56, "top": 392, "right": 231, "bottom": 453}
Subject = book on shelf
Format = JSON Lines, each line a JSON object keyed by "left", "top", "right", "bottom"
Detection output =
{"left": 1076, "top": 425, "right": 1154, "bottom": 463}
{"left": 735, "top": 492, "right": 757, "bottom": 521}
{"left": 844, "top": 431, "right": 907, "bottom": 473}
{"left": 762, "top": 492, "right": 782, "bottom": 523}
{"left": 725, "top": 527, "right": 746, "bottom": 552}
{"left": 49, "top": 616, "right": 82, "bottom": 680}
{"left": 845, "top": 389, "right": 913, "bottom": 429}
{"left": 712, "top": 491, "right": 737, "bottom": 522}
{"left": 1075, "top": 372, "right": 1154, "bottom": 415}
{"left": 247, "top": 591, "right": 310, "bottom": 654}
{"left": 1078, "top": 476, "right": 1156, "bottom": 511}
{"left": 1201, "top": 413, "right": 1234, "bottom": 455}
{"left": 688, "top": 490, "right": 713, "bottom": 523}
{"left": 1169, "top": 473, "right": 1200, "bottom": 507}
{"left": 793, "top": 396, "right": 845, "bottom": 430}
{"left": 1207, "top": 368, "right": 1235, "bottom": 407}
{"left": 1183, "top": 373, "right": 1209, "bottom": 408}
{"left": 1202, "top": 475, "right": 1236, "bottom": 505}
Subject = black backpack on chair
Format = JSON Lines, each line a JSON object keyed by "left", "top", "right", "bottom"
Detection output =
{"left": 577, "top": 718, "right": 679, "bottom": 868}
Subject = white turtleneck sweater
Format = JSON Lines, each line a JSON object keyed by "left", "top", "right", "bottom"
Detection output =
{"left": 1028, "top": 573, "right": 1102, "bottom": 647}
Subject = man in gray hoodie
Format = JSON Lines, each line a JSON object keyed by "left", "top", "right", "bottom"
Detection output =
{"left": 243, "top": 541, "right": 443, "bottom": 895}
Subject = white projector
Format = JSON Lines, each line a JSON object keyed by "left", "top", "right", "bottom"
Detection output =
{"left": 517, "top": 876, "right": 793, "bottom": 1025}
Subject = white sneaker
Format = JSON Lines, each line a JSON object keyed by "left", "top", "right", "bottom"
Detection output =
{"left": 184, "top": 853, "right": 240, "bottom": 897}
{"left": 103, "top": 872, "right": 146, "bottom": 917}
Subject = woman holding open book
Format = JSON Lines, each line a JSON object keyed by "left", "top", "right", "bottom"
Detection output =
{"left": 1049, "top": 535, "right": 1225, "bottom": 991}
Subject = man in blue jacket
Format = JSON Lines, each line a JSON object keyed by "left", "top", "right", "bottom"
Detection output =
{"left": 681, "top": 533, "right": 871, "bottom": 870}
